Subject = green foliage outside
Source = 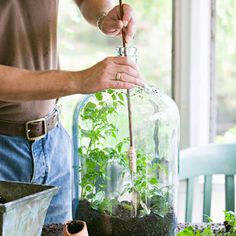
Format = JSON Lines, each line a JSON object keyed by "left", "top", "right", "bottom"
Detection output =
{"left": 177, "top": 211, "right": 236, "bottom": 236}
{"left": 177, "top": 226, "right": 214, "bottom": 236}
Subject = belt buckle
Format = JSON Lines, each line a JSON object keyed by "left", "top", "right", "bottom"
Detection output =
{"left": 25, "top": 118, "right": 47, "bottom": 141}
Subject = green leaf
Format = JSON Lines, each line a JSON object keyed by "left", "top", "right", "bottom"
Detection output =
{"left": 107, "top": 89, "right": 114, "bottom": 94}
{"left": 176, "top": 226, "right": 195, "bottom": 236}
{"left": 201, "top": 225, "right": 213, "bottom": 235}
{"left": 140, "top": 200, "right": 151, "bottom": 216}
{"left": 118, "top": 92, "right": 125, "bottom": 101}
{"left": 225, "top": 210, "right": 236, "bottom": 223}
{"left": 196, "top": 230, "right": 202, "bottom": 236}
{"left": 111, "top": 94, "right": 117, "bottom": 101}
{"left": 99, "top": 198, "right": 113, "bottom": 214}
{"left": 149, "top": 177, "right": 158, "bottom": 185}
{"left": 85, "top": 101, "right": 96, "bottom": 110}
{"left": 95, "top": 92, "right": 103, "bottom": 101}
{"left": 117, "top": 142, "right": 123, "bottom": 153}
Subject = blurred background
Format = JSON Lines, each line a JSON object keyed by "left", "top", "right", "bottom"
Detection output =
{"left": 215, "top": 0, "right": 236, "bottom": 142}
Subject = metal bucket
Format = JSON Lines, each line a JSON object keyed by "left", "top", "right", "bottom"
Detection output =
{"left": 0, "top": 180, "right": 59, "bottom": 236}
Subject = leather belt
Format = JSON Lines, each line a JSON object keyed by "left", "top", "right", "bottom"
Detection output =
{"left": 0, "top": 109, "right": 59, "bottom": 141}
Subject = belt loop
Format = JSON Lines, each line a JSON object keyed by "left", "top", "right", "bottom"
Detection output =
{"left": 55, "top": 104, "right": 62, "bottom": 124}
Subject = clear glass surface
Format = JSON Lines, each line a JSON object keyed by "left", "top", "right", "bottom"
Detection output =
{"left": 77, "top": 47, "right": 180, "bottom": 236}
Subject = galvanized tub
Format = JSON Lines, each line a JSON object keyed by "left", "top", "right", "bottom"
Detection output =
{"left": 0, "top": 180, "right": 59, "bottom": 236}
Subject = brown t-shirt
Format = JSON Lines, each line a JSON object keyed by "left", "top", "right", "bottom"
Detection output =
{"left": 0, "top": 0, "right": 59, "bottom": 122}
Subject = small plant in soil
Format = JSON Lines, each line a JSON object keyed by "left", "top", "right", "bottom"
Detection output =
{"left": 77, "top": 89, "right": 176, "bottom": 236}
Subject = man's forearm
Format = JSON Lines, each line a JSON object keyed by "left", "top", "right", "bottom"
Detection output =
{"left": 0, "top": 65, "right": 82, "bottom": 101}
{"left": 75, "top": 0, "right": 114, "bottom": 26}
{"left": 0, "top": 57, "right": 143, "bottom": 102}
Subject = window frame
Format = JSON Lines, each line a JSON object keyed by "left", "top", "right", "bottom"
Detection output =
{"left": 172, "top": 0, "right": 216, "bottom": 148}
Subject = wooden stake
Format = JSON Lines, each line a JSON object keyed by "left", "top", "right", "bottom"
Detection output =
{"left": 119, "top": 0, "right": 137, "bottom": 217}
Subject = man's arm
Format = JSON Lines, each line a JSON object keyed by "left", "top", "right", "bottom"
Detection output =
{"left": 0, "top": 1, "right": 140, "bottom": 102}
{"left": 0, "top": 56, "right": 142, "bottom": 101}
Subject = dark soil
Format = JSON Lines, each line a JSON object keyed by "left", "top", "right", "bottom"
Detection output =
{"left": 42, "top": 224, "right": 63, "bottom": 236}
{"left": 76, "top": 200, "right": 176, "bottom": 236}
{"left": 0, "top": 195, "right": 7, "bottom": 204}
{"left": 42, "top": 223, "right": 226, "bottom": 236}
{"left": 41, "top": 201, "right": 228, "bottom": 235}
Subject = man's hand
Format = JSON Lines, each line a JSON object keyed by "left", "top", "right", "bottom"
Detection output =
{"left": 76, "top": 56, "right": 143, "bottom": 94}
{"left": 98, "top": 4, "right": 136, "bottom": 43}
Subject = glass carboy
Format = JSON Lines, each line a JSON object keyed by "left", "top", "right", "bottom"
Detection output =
{"left": 75, "top": 46, "right": 180, "bottom": 236}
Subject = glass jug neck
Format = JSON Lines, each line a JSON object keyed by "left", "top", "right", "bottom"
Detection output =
{"left": 116, "top": 46, "right": 137, "bottom": 64}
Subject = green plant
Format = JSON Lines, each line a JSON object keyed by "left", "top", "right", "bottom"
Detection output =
{"left": 177, "top": 225, "right": 213, "bottom": 236}
{"left": 79, "top": 90, "right": 128, "bottom": 201}
{"left": 78, "top": 89, "right": 170, "bottom": 216}
{"left": 224, "top": 211, "right": 236, "bottom": 235}
{"left": 177, "top": 211, "right": 236, "bottom": 236}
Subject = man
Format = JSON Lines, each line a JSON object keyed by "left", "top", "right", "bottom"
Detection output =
{"left": 0, "top": 0, "right": 142, "bottom": 224}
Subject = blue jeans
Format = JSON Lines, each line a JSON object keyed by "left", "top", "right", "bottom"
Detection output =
{"left": 0, "top": 123, "right": 72, "bottom": 224}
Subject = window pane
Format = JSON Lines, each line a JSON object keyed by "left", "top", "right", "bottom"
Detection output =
{"left": 58, "top": 0, "right": 172, "bottom": 132}
{"left": 216, "top": 1, "right": 236, "bottom": 142}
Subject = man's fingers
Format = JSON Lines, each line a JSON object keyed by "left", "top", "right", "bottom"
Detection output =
{"left": 113, "top": 73, "right": 144, "bottom": 87}
{"left": 81, "top": 54, "right": 145, "bottom": 93}
{"left": 122, "top": 4, "right": 134, "bottom": 23}
{"left": 125, "top": 17, "right": 136, "bottom": 43}
{"left": 109, "top": 80, "right": 137, "bottom": 90}
{"left": 114, "top": 65, "right": 139, "bottom": 78}
{"left": 101, "top": 4, "right": 136, "bottom": 41}
{"left": 101, "top": 56, "right": 144, "bottom": 87}
{"left": 103, "top": 19, "right": 123, "bottom": 33}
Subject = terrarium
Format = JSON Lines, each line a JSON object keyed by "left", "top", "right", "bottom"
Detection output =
{"left": 74, "top": 46, "right": 180, "bottom": 236}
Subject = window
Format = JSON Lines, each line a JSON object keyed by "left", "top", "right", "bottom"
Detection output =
{"left": 215, "top": 0, "right": 236, "bottom": 143}
{"left": 174, "top": 0, "right": 236, "bottom": 222}
{"left": 172, "top": 0, "right": 236, "bottom": 147}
